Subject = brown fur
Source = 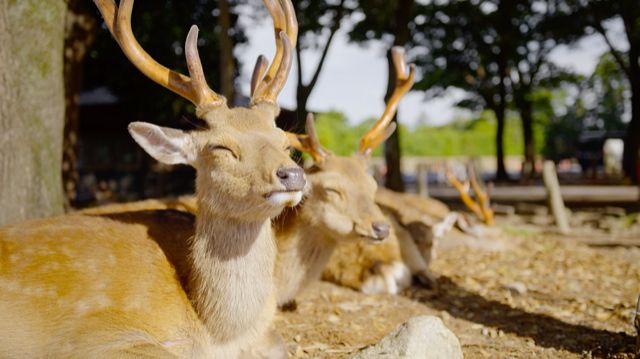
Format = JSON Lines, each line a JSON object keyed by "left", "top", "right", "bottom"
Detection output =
{"left": 272, "top": 155, "right": 404, "bottom": 306}
{"left": 0, "top": 102, "right": 303, "bottom": 358}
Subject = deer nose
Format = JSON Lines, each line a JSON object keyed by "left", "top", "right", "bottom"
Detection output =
{"left": 372, "top": 221, "right": 390, "bottom": 239}
{"left": 276, "top": 167, "right": 306, "bottom": 191}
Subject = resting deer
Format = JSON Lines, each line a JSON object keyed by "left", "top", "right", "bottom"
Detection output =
{"left": 277, "top": 48, "right": 432, "bottom": 302}
{"left": 77, "top": 48, "right": 455, "bottom": 302}
{"left": 0, "top": 0, "right": 302, "bottom": 358}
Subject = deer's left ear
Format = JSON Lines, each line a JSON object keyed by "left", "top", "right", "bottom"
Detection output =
{"left": 128, "top": 122, "right": 196, "bottom": 166}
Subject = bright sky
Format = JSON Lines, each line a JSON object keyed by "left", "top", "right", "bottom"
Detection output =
{"left": 235, "top": 11, "right": 628, "bottom": 128}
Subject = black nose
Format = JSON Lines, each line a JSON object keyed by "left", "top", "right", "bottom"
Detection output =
{"left": 276, "top": 167, "right": 306, "bottom": 191}
{"left": 372, "top": 221, "right": 390, "bottom": 239}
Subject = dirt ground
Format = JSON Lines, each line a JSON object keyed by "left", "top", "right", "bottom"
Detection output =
{"left": 275, "top": 213, "right": 640, "bottom": 358}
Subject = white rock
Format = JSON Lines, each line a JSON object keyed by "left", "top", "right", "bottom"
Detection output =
{"left": 350, "top": 316, "right": 463, "bottom": 359}
{"left": 502, "top": 282, "right": 527, "bottom": 295}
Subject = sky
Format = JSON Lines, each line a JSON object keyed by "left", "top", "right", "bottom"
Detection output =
{"left": 234, "top": 11, "right": 628, "bottom": 128}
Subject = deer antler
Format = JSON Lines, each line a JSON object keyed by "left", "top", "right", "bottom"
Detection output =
{"left": 444, "top": 164, "right": 484, "bottom": 220}
{"left": 467, "top": 163, "right": 494, "bottom": 226}
{"left": 358, "top": 46, "right": 416, "bottom": 158}
{"left": 286, "top": 113, "right": 332, "bottom": 165}
{"left": 94, "top": 0, "right": 222, "bottom": 110}
{"left": 251, "top": 0, "right": 298, "bottom": 105}
{"left": 445, "top": 164, "right": 494, "bottom": 225}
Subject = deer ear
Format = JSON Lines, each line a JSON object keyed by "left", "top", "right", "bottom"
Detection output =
{"left": 432, "top": 212, "right": 458, "bottom": 238}
{"left": 128, "top": 122, "right": 194, "bottom": 166}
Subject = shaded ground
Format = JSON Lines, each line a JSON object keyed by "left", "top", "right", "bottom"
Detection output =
{"left": 275, "top": 220, "right": 640, "bottom": 358}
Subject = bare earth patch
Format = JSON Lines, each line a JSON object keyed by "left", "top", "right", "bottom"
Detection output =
{"left": 275, "top": 225, "right": 640, "bottom": 358}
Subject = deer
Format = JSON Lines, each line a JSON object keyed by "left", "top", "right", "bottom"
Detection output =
{"left": 277, "top": 48, "right": 455, "bottom": 302}
{"left": 0, "top": 0, "right": 303, "bottom": 358}
{"left": 76, "top": 47, "right": 457, "bottom": 303}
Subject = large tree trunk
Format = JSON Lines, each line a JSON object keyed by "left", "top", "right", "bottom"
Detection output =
{"left": 218, "top": 0, "right": 235, "bottom": 105}
{"left": 0, "top": 0, "right": 67, "bottom": 226}
{"left": 62, "top": 0, "right": 96, "bottom": 211}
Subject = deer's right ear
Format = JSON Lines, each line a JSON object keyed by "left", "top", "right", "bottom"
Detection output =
{"left": 128, "top": 122, "right": 195, "bottom": 166}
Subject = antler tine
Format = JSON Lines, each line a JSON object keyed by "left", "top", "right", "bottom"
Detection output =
{"left": 445, "top": 164, "right": 484, "bottom": 220}
{"left": 252, "top": 0, "right": 298, "bottom": 105}
{"left": 251, "top": 56, "right": 269, "bottom": 98}
{"left": 358, "top": 46, "right": 415, "bottom": 158}
{"left": 93, "top": 0, "right": 222, "bottom": 109}
{"left": 185, "top": 26, "right": 222, "bottom": 108}
{"left": 285, "top": 113, "right": 331, "bottom": 165}
{"left": 467, "top": 163, "right": 494, "bottom": 225}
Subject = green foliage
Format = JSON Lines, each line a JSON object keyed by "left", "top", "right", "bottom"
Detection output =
{"left": 543, "top": 53, "right": 630, "bottom": 161}
{"left": 312, "top": 110, "right": 546, "bottom": 158}
{"left": 312, "top": 111, "right": 384, "bottom": 157}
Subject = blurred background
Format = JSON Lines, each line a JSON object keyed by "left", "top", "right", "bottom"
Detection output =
{"left": 1, "top": 0, "right": 638, "bottom": 224}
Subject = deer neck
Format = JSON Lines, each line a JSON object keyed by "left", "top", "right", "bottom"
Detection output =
{"left": 274, "top": 205, "right": 336, "bottom": 306}
{"left": 188, "top": 208, "right": 277, "bottom": 344}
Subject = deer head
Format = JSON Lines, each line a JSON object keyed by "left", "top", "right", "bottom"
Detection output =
{"left": 282, "top": 47, "right": 415, "bottom": 243}
{"left": 94, "top": 0, "right": 304, "bottom": 220}
{"left": 445, "top": 163, "right": 495, "bottom": 226}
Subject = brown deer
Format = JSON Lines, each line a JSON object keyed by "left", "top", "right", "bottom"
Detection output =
{"left": 76, "top": 48, "right": 456, "bottom": 302}
{"left": 275, "top": 48, "right": 424, "bottom": 303}
{"left": 0, "top": 0, "right": 302, "bottom": 358}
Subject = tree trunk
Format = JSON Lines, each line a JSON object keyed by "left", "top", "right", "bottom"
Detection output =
{"left": 218, "top": 0, "right": 235, "bottom": 105}
{"left": 383, "top": 0, "right": 414, "bottom": 192}
{"left": 384, "top": 49, "right": 405, "bottom": 192}
{"left": 623, "top": 36, "right": 640, "bottom": 184}
{"left": 494, "top": 53, "right": 509, "bottom": 181}
{"left": 0, "top": 0, "right": 67, "bottom": 226}
{"left": 520, "top": 92, "right": 535, "bottom": 183}
{"left": 624, "top": 77, "right": 640, "bottom": 184}
{"left": 62, "top": 0, "right": 96, "bottom": 211}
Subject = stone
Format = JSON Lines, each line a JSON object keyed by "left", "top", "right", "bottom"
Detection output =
{"left": 350, "top": 316, "right": 463, "bottom": 359}
{"left": 502, "top": 282, "right": 527, "bottom": 295}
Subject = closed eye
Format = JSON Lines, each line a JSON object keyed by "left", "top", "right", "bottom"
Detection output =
{"left": 285, "top": 146, "right": 294, "bottom": 156}
{"left": 323, "top": 188, "right": 342, "bottom": 197}
{"left": 208, "top": 145, "right": 237, "bottom": 159}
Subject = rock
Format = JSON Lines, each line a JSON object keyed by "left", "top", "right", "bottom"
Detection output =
{"left": 350, "top": 316, "right": 463, "bottom": 359}
{"left": 502, "top": 282, "right": 527, "bottom": 295}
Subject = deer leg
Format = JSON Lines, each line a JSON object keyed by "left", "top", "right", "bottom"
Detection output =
{"left": 395, "top": 224, "right": 438, "bottom": 289}
{"left": 98, "top": 343, "right": 179, "bottom": 359}
{"left": 239, "top": 330, "right": 287, "bottom": 359}
{"left": 361, "top": 260, "right": 412, "bottom": 295}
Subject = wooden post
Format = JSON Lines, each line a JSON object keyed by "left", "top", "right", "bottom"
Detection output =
{"left": 542, "top": 160, "right": 570, "bottom": 234}
{"left": 417, "top": 163, "right": 429, "bottom": 198}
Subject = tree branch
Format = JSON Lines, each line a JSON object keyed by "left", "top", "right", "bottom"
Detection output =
{"left": 296, "top": 36, "right": 303, "bottom": 84}
{"left": 593, "top": 20, "right": 630, "bottom": 78}
{"left": 302, "top": 1, "right": 344, "bottom": 92}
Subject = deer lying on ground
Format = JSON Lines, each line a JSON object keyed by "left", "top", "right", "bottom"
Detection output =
{"left": 0, "top": 0, "right": 301, "bottom": 358}
{"left": 281, "top": 48, "right": 457, "bottom": 300}
{"left": 78, "top": 48, "right": 456, "bottom": 302}
{"left": 322, "top": 186, "right": 458, "bottom": 294}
